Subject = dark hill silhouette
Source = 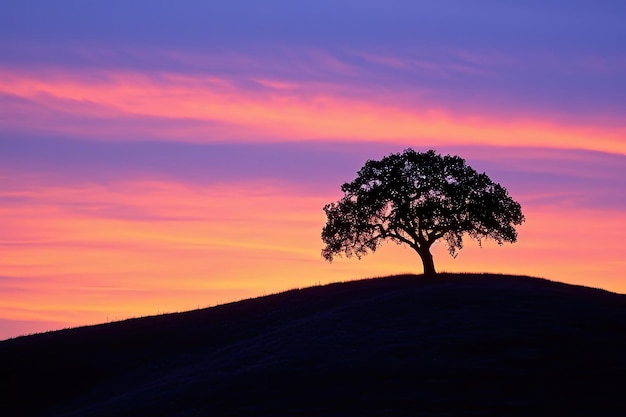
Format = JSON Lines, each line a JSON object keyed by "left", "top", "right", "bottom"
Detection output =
{"left": 2, "top": 273, "right": 626, "bottom": 416}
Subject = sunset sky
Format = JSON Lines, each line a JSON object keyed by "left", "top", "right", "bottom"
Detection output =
{"left": 2, "top": 1, "right": 625, "bottom": 340}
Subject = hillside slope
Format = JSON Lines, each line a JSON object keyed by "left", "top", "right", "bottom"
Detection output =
{"left": 2, "top": 273, "right": 626, "bottom": 416}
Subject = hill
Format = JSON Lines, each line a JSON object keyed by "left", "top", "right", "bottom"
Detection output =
{"left": 2, "top": 273, "right": 626, "bottom": 416}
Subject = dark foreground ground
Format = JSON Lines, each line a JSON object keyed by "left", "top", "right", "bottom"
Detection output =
{"left": 2, "top": 273, "right": 626, "bottom": 416}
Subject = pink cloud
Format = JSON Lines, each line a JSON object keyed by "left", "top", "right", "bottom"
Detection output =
{"left": 1, "top": 68, "right": 625, "bottom": 154}
{"left": 2, "top": 166, "right": 626, "bottom": 340}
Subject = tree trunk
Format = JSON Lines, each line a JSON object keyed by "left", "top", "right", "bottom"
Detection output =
{"left": 418, "top": 247, "right": 436, "bottom": 276}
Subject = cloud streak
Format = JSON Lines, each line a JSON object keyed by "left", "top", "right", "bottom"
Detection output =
{"left": 2, "top": 166, "right": 625, "bottom": 341}
{"left": 1, "top": 66, "right": 624, "bottom": 153}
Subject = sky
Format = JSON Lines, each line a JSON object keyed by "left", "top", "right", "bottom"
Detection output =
{"left": 1, "top": 1, "right": 625, "bottom": 340}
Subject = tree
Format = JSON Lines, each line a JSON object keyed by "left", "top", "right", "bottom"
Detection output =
{"left": 321, "top": 149, "right": 525, "bottom": 276}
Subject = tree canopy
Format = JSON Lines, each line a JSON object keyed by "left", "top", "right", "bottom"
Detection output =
{"left": 321, "top": 149, "right": 525, "bottom": 275}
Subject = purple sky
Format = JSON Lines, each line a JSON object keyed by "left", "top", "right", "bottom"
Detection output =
{"left": 1, "top": 1, "right": 625, "bottom": 340}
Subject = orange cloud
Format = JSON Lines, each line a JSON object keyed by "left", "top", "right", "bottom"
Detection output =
{"left": 1, "top": 172, "right": 625, "bottom": 340}
{"left": 0, "top": 176, "right": 332, "bottom": 335}
{"left": 1, "top": 69, "right": 624, "bottom": 154}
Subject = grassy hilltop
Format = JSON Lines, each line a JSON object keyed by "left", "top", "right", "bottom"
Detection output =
{"left": 2, "top": 273, "right": 626, "bottom": 416}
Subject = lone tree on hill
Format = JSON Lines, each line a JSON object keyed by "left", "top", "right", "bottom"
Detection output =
{"left": 321, "top": 149, "right": 525, "bottom": 276}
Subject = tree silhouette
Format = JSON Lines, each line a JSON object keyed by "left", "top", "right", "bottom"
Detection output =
{"left": 321, "top": 149, "right": 525, "bottom": 275}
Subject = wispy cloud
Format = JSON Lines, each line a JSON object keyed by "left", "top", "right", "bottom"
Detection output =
{"left": 2, "top": 66, "right": 624, "bottom": 153}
